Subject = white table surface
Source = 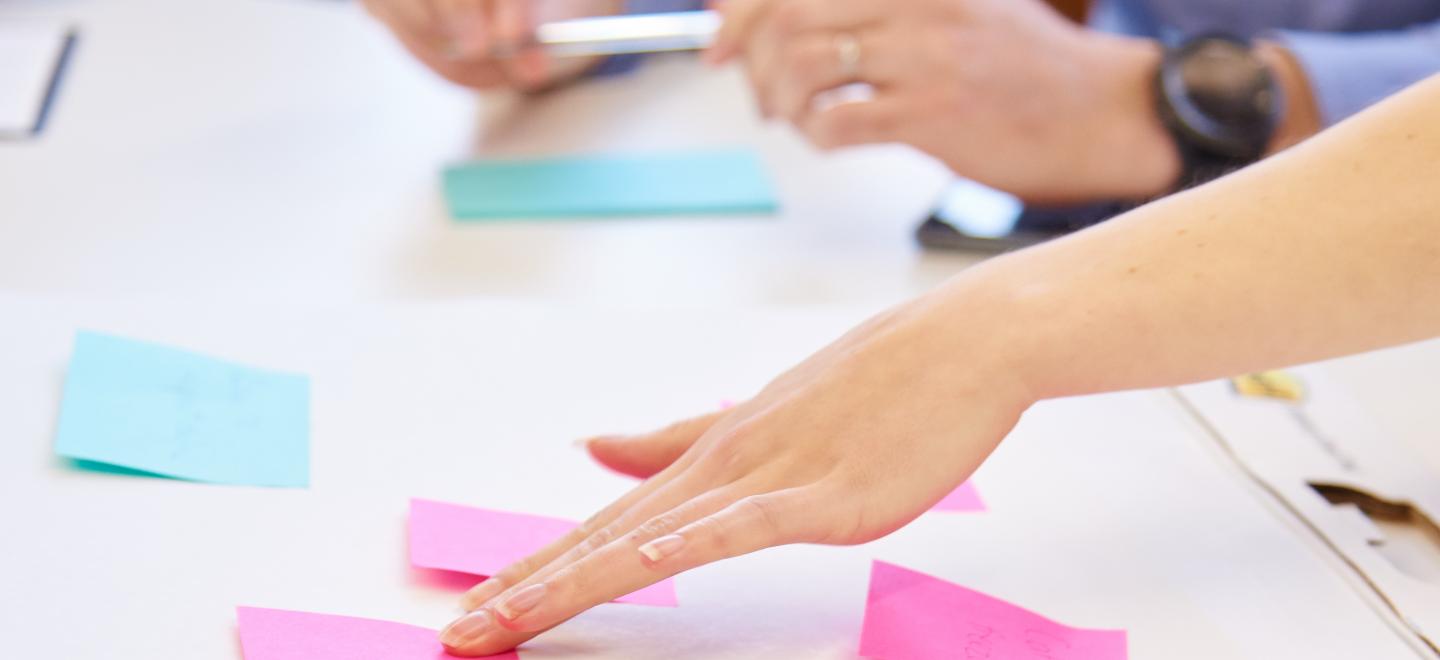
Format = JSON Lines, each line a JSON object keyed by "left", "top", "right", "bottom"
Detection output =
{"left": 4, "top": 0, "right": 1433, "bottom": 464}
{"left": 0, "top": 0, "right": 970, "bottom": 306}
{"left": 0, "top": 296, "right": 1428, "bottom": 659}
{"left": 2, "top": 0, "right": 1439, "bottom": 657}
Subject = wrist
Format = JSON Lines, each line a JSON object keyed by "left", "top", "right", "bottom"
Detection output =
{"left": 1078, "top": 36, "right": 1180, "bottom": 200}
{"left": 930, "top": 243, "right": 1118, "bottom": 404}
{"left": 917, "top": 267, "right": 1046, "bottom": 412}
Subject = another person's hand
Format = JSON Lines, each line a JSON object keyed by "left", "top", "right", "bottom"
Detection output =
{"left": 436, "top": 279, "right": 1036, "bottom": 656}
{"left": 707, "top": 0, "right": 1182, "bottom": 203}
{"left": 363, "top": 0, "right": 623, "bottom": 91}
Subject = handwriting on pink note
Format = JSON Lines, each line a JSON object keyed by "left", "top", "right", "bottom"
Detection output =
{"left": 408, "top": 498, "right": 678, "bottom": 607}
{"left": 859, "top": 562, "right": 1126, "bottom": 660}
{"left": 236, "top": 606, "right": 518, "bottom": 660}
{"left": 931, "top": 481, "right": 986, "bottom": 512}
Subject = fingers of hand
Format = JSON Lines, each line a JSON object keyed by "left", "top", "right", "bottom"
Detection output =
{"left": 740, "top": 0, "right": 889, "bottom": 118}
{"left": 497, "top": 488, "right": 741, "bottom": 628}
{"left": 769, "top": 30, "right": 892, "bottom": 123}
{"left": 364, "top": 0, "right": 441, "bottom": 49}
{"left": 394, "top": 34, "right": 509, "bottom": 88}
{"left": 456, "top": 464, "right": 689, "bottom": 612}
{"left": 708, "top": 0, "right": 775, "bottom": 64}
{"left": 366, "top": 0, "right": 505, "bottom": 90}
{"left": 718, "top": 0, "right": 883, "bottom": 61}
{"left": 799, "top": 95, "right": 911, "bottom": 150}
{"left": 444, "top": 480, "right": 694, "bottom": 654}
{"left": 446, "top": 484, "right": 822, "bottom": 657}
{"left": 502, "top": 49, "right": 555, "bottom": 90}
{"left": 778, "top": 0, "right": 887, "bottom": 33}
{"left": 432, "top": 0, "right": 490, "bottom": 56}
{"left": 443, "top": 478, "right": 741, "bottom": 655}
{"left": 370, "top": 0, "right": 533, "bottom": 65}
{"left": 639, "top": 487, "right": 826, "bottom": 570}
{"left": 490, "top": 0, "right": 531, "bottom": 47}
{"left": 583, "top": 410, "right": 726, "bottom": 479}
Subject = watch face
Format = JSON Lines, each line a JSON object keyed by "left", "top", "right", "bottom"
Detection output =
{"left": 1165, "top": 36, "right": 1280, "bottom": 158}
{"left": 1179, "top": 39, "right": 1275, "bottom": 126}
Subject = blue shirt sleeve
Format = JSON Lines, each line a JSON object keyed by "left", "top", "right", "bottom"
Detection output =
{"left": 1274, "top": 20, "right": 1440, "bottom": 126}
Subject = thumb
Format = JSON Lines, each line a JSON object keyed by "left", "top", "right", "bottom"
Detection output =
{"left": 582, "top": 411, "right": 725, "bottom": 479}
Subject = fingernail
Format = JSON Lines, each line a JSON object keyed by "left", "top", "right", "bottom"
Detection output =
{"left": 572, "top": 436, "right": 598, "bottom": 450}
{"left": 439, "top": 609, "right": 494, "bottom": 647}
{"left": 460, "top": 578, "right": 506, "bottom": 611}
{"left": 638, "top": 534, "right": 686, "bottom": 563}
{"left": 495, "top": 583, "right": 548, "bottom": 621}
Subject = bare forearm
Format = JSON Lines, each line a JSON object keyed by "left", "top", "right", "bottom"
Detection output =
{"left": 952, "top": 75, "right": 1440, "bottom": 400}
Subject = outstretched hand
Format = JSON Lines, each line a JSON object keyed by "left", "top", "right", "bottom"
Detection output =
{"left": 437, "top": 284, "right": 1036, "bottom": 656}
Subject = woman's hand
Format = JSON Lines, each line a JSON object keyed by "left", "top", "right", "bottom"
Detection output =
{"left": 706, "top": 0, "right": 1181, "bottom": 203}
{"left": 437, "top": 280, "right": 1037, "bottom": 656}
{"left": 434, "top": 70, "right": 1440, "bottom": 659}
{"left": 363, "top": 0, "right": 623, "bottom": 91}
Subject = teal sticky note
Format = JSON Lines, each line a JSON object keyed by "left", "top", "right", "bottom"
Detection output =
{"left": 443, "top": 150, "right": 779, "bottom": 219}
{"left": 54, "top": 331, "right": 310, "bottom": 487}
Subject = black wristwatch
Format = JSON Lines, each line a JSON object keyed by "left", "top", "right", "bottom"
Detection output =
{"left": 1154, "top": 34, "right": 1284, "bottom": 190}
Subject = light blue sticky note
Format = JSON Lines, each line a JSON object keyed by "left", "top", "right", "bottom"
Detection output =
{"left": 54, "top": 331, "right": 310, "bottom": 487}
{"left": 443, "top": 149, "right": 779, "bottom": 219}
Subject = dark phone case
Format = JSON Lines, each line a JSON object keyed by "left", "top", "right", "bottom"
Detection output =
{"left": 915, "top": 200, "right": 1136, "bottom": 254}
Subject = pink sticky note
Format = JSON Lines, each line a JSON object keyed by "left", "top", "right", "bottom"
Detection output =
{"left": 236, "top": 606, "right": 519, "bottom": 660}
{"left": 930, "top": 481, "right": 986, "bottom": 512}
{"left": 408, "top": 498, "right": 678, "bottom": 607}
{"left": 859, "top": 561, "right": 1127, "bottom": 660}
